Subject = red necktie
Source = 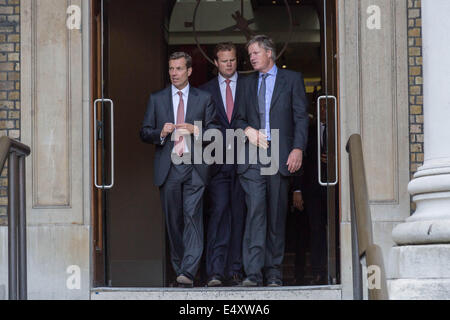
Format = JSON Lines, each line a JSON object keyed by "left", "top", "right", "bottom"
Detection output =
{"left": 174, "top": 91, "right": 185, "bottom": 156}
{"left": 225, "top": 79, "right": 234, "bottom": 123}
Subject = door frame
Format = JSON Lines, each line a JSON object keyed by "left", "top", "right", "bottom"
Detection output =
{"left": 88, "top": 0, "right": 343, "bottom": 290}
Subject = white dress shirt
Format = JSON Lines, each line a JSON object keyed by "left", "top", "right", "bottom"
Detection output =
{"left": 218, "top": 72, "right": 237, "bottom": 113}
{"left": 258, "top": 64, "right": 278, "bottom": 141}
{"left": 172, "top": 84, "right": 189, "bottom": 122}
{"left": 171, "top": 84, "right": 190, "bottom": 153}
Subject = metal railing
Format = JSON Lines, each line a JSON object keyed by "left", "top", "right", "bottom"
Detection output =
{"left": 346, "top": 134, "right": 389, "bottom": 300}
{"left": 0, "top": 136, "right": 31, "bottom": 300}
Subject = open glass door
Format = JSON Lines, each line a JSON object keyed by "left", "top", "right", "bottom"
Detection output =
{"left": 92, "top": 0, "right": 168, "bottom": 287}
{"left": 319, "top": 0, "right": 340, "bottom": 285}
{"left": 92, "top": 0, "right": 114, "bottom": 287}
{"left": 92, "top": 0, "right": 108, "bottom": 287}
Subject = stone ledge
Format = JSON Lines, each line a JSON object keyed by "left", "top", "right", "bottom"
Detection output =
{"left": 388, "top": 244, "right": 450, "bottom": 279}
{"left": 91, "top": 286, "right": 342, "bottom": 300}
{"left": 392, "top": 219, "right": 450, "bottom": 245}
{"left": 388, "top": 279, "right": 450, "bottom": 300}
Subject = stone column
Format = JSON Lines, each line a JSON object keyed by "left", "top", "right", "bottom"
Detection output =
{"left": 389, "top": 0, "right": 450, "bottom": 299}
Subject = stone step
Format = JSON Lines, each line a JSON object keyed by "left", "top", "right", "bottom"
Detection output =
{"left": 91, "top": 285, "right": 342, "bottom": 300}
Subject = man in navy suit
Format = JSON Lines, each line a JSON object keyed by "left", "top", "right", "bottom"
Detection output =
{"left": 200, "top": 43, "right": 246, "bottom": 287}
{"left": 234, "top": 35, "right": 309, "bottom": 287}
{"left": 140, "top": 52, "right": 217, "bottom": 287}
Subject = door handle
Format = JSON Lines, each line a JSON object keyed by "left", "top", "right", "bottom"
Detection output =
{"left": 317, "top": 95, "right": 338, "bottom": 187}
{"left": 94, "top": 98, "right": 114, "bottom": 190}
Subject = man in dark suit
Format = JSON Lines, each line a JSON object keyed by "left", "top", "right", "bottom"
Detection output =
{"left": 292, "top": 99, "right": 329, "bottom": 285}
{"left": 140, "top": 52, "right": 217, "bottom": 287}
{"left": 234, "top": 35, "right": 309, "bottom": 287}
{"left": 200, "top": 43, "right": 246, "bottom": 287}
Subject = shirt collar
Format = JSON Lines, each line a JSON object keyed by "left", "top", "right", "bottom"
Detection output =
{"left": 218, "top": 72, "right": 238, "bottom": 84}
{"left": 259, "top": 64, "right": 278, "bottom": 79}
{"left": 172, "top": 83, "right": 190, "bottom": 97}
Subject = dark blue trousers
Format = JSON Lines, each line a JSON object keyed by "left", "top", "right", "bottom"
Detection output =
{"left": 205, "top": 167, "right": 246, "bottom": 280}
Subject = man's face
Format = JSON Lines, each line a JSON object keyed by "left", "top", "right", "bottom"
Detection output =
{"left": 215, "top": 49, "right": 237, "bottom": 79}
{"left": 248, "top": 42, "right": 273, "bottom": 73}
{"left": 169, "top": 58, "right": 192, "bottom": 90}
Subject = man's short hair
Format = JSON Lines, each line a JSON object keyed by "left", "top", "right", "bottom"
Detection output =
{"left": 214, "top": 42, "right": 237, "bottom": 60}
{"left": 169, "top": 52, "right": 192, "bottom": 69}
{"left": 246, "top": 35, "right": 277, "bottom": 61}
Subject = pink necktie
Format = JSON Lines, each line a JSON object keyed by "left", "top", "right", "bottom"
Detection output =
{"left": 225, "top": 79, "right": 234, "bottom": 123}
{"left": 174, "top": 91, "right": 185, "bottom": 156}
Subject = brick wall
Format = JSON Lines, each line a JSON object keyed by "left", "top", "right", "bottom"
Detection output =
{"left": 407, "top": 0, "right": 424, "bottom": 212}
{"left": 0, "top": 0, "right": 20, "bottom": 224}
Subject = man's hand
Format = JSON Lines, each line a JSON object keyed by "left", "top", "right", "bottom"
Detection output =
{"left": 245, "top": 127, "right": 268, "bottom": 149}
{"left": 293, "top": 191, "right": 304, "bottom": 212}
{"left": 161, "top": 123, "right": 175, "bottom": 138}
{"left": 287, "top": 149, "right": 303, "bottom": 174}
{"left": 175, "top": 123, "right": 199, "bottom": 136}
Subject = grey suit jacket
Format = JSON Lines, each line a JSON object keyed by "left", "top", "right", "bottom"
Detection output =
{"left": 140, "top": 85, "right": 218, "bottom": 187}
{"left": 234, "top": 68, "right": 309, "bottom": 176}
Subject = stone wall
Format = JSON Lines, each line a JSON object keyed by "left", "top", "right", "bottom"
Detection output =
{"left": 0, "top": 0, "right": 20, "bottom": 224}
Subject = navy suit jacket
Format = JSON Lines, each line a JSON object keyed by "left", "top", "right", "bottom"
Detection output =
{"left": 140, "top": 85, "right": 218, "bottom": 187}
{"left": 234, "top": 68, "right": 309, "bottom": 177}
{"left": 200, "top": 74, "right": 245, "bottom": 177}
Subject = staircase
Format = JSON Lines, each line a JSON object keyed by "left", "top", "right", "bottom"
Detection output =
{"left": 91, "top": 285, "right": 342, "bottom": 300}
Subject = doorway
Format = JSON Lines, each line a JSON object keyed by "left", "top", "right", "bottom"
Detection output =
{"left": 91, "top": 0, "right": 340, "bottom": 288}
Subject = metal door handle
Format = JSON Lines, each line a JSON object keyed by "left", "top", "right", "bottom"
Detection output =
{"left": 317, "top": 95, "right": 338, "bottom": 187}
{"left": 94, "top": 98, "right": 114, "bottom": 190}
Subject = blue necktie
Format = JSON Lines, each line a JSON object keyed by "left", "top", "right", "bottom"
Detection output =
{"left": 258, "top": 74, "right": 268, "bottom": 130}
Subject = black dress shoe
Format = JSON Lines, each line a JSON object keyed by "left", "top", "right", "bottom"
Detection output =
{"left": 177, "top": 274, "right": 194, "bottom": 288}
{"left": 242, "top": 276, "right": 261, "bottom": 287}
{"left": 266, "top": 277, "right": 282, "bottom": 287}
{"left": 207, "top": 275, "right": 223, "bottom": 287}
{"left": 227, "top": 274, "right": 243, "bottom": 287}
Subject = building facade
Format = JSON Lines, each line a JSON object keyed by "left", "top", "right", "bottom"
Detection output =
{"left": 0, "top": 0, "right": 448, "bottom": 300}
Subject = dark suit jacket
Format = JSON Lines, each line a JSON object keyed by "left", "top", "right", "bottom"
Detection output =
{"left": 140, "top": 85, "right": 218, "bottom": 187}
{"left": 199, "top": 74, "right": 245, "bottom": 177}
{"left": 234, "top": 68, "right": 309, "bottom": 177}
{"left": 292, "top": 118, "right": 316, "bottom": 189}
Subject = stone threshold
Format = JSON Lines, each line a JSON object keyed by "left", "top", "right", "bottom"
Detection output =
{"left": 91, "top": 285, "right": 342, "bottom": 300}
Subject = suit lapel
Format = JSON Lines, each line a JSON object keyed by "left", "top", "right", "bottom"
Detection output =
{"left": 250, "top": 72, "right": 260, "bottom": 117}
{"left": 213, "top": 78, "right": 229, "bottom": 124}
{"left": 270, "top": 69, "right": 286, "bottom": 113}
{"left": 185, "top": 86, "right": 198, "bottom": 123}
{"left": 166, "top": 86, "right": 175, "bottom": 124}
{"left": 230, "top": 75, "right": 242, "bottom": 123}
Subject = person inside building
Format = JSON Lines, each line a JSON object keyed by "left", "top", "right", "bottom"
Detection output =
{"left": 200, "top": 42, "right": 247, "bottom": 287}
{"left": 234, "top": 35, "right": 309, "bottom": 287}
{"left": 140, "top": 52, "right": 218, "bottom": 288}
{"left": 292, "top": 91, "right": 329, "bottom": 285}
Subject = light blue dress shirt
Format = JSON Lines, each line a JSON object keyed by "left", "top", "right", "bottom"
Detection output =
{"left": 258, "top": 64, "right": 278, "bottom": 141}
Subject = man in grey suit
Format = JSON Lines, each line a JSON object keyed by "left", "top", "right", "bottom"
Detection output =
{"left": 234, "top": 35, "right": 309, "bottom": 286}
{"left": 140, "top": 52, "right": 217, "bottom": 287}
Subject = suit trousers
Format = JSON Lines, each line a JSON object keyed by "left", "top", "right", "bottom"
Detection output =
{"left": 264, "top": 170, "right": 290, "bottom": 280}
{"left": 239, "top": 165, "right": 267, "bottom": 283}
{"left": 239, "top": 162, "right": 290, "bottom": 282}
{"left": 206, "top": 167, "right": 246, "bottom": 279}
{"left": 160, "top": 164, "right": 205, "bottom": 280}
